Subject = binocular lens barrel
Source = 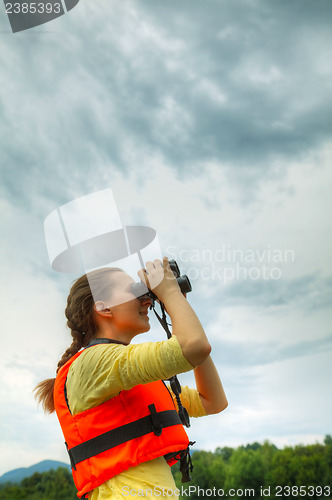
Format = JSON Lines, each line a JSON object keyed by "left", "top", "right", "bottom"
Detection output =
{"left": 169, "top": 259, "right": 181, "bottom": 278}
{"left": 176, "top": 276, "right": 192, "bottom": 294}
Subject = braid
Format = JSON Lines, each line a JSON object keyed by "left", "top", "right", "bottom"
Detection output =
{"left": 56, "top": 338, "right": 82, "bottom": 374}
{"left": 34, "top": 267, "right": 122, "bottom": 413}
{"left": 55, "top": 280, "right": 97, "bottom": 373}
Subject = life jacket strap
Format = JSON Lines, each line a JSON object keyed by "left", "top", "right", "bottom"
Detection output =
{"left": 179, "top": 442, "right": 195, "bottom": 483}
{"left": 66, "top": 406, "right": 182, "bottom": 468}
{"left": 164, "top": 440, "right": 196, "bottom": 484}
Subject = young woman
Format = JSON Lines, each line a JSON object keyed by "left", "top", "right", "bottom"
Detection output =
{"left": 35, "top": 257, "right": 228, "bottom": 499}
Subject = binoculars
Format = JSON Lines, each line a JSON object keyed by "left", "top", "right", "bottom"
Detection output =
{"left": 131, "top": 260, "right": 192, "bottom": 300}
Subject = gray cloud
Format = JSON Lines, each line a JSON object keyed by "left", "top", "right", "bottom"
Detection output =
{"left": 212, "top": 330, "right": 332, "bottom": 368}
{"left": 220, "top": 274, "right": 332, "bottom": 310}
{"left": 131, "top": 0, "right": 332, "bottom": 164}
{"left": 1, "top": 0, "right": 331, "bottom": 213}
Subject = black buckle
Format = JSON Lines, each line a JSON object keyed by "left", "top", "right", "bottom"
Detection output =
{"left": 148, "top": 404, "right": 162, "bottom": 436}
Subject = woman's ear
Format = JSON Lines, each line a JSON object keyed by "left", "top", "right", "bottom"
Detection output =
{"left": 94, "top": 301, "right": 105, "bottom": 312}
{"left": 94, "top": 302, "right": 113, "bottom": 316}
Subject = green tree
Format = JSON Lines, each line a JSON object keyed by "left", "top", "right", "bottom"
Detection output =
{"left": 0, "top": 484, "right": 26, "bottom": 500}
{"left": 260, "top": 440, "right": 278, "bottom": 487}
{"left": 0, "top": 467, "right": 77, "bottom": 500}
{"left": 208, "top": 454, "right": 227, "bottom": 489}
{"left": 224, "top": 447, "right": 264, "bottom": 495}
{"left": 270, "top": 446, "right": 297, "bottom": 487}
{"left": 324, "top": 434, "right": 332, "bottom": 486}
{"left": 215, "top": 446, "right": 233, "bottom": 462}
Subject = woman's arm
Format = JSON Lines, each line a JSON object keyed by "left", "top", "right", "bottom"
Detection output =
{"left": 139, "top": 258, "right": 211, "bottom": 367}
{"left": 139, "top": 258, "right": 227, "bottom": 411}
{"left": 194, "top": 355, "right": 228, "bottom": 415}
{"left": 162, "top": 291, "right": 212, "bottom": 367}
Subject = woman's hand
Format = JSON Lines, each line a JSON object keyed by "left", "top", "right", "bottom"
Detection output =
{"left": 137, "top": 257, "right": 181, "bottom": 303}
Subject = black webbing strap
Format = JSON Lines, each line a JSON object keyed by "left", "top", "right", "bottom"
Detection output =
{"left": 67, "top": 406, "right": 181, "bottom": 469}
{"left": 152, "top": 304, "right": 172, "bottom": 339}
{"left": 85, "top": 338, "right": 129, "bottom": 347}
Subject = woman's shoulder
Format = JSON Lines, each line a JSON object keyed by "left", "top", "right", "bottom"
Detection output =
{"left": 66, "top": 343, "right": 127, "bottom": 413}
{"left": 69, "top": 343, "right": 125, "bottom": 375}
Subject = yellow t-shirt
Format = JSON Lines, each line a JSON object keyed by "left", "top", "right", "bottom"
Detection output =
{"left": 66, "top": 336, "right": 206, "bottom": 499}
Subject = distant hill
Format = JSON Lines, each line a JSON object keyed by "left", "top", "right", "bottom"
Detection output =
{"left": 0, "top": 460, "right": 71, "bottom": 484}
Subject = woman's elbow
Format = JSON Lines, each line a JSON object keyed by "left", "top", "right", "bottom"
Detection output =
{"left": 216, "top": 398, "right": 228, "bottom": 414}
{"left": 199, "top": 341, "right": 212, "bottom": 362}
{"left": 187, "top": 341, "right": 211, "bottom": 367}
{"left": 207, "top": 398, "right": 228, "bottom": 415}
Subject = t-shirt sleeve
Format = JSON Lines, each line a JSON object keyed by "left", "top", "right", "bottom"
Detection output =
{"left": 169, "top": 385, "right": 207, "bottom": 418}
{"left": 66, "top": 336, "right": 194, "bottom": 414}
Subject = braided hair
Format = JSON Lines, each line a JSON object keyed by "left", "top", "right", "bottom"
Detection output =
{"left": 34, "top": 268, "right": 121, "bottom": 413}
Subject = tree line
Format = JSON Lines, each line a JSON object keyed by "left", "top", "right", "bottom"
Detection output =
{"left": 173, "top": 435, "right": 332, "bottom": 499}
{"left": 0, "top": 436, "right": 331, "bottom": 499}
{"left": 0, "top": 467, "right": 77, "bottom": 500}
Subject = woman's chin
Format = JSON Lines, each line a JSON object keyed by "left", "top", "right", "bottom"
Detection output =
{"left": 135, "top": 323, "right": 151, "bottom": 335}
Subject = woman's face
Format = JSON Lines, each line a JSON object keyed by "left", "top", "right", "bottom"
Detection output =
{"left": 102, "top": 271, "right": 152, "bottom": 338}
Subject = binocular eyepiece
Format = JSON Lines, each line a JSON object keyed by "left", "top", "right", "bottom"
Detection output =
{"left": 131, "top": 259, "right": 192, "bottom": 301}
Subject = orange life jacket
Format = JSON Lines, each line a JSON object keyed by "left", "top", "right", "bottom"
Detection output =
{"left": 53, "top": 346, "right": 190, "bottom": 498}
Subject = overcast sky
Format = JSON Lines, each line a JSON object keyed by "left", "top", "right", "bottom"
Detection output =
{"left": 0, "top": 0, "right": 331, "bottom": 476}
